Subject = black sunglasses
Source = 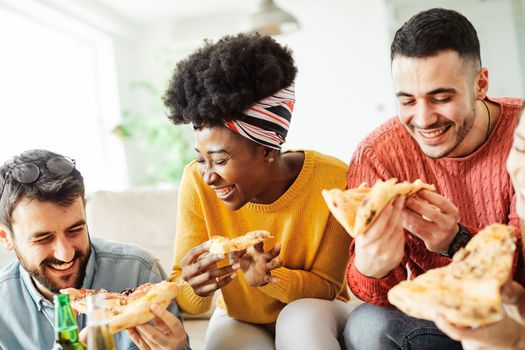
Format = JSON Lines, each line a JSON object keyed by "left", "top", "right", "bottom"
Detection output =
{"left": 0, "top": 156, "right": 76, "bottom": 202}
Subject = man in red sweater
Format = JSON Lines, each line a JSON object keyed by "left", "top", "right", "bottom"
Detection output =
{"left": 343, "top": 8, "right": 525, "bottom": 350}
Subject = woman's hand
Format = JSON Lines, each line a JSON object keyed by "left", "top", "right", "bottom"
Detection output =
{"left": 127, "top": 305, "right": 187, "bottom": 350}
{"left": 180, "top": 242, "right": 239, "bottom": 297}
{"left": 435, "top": 314, "right": 525, "bottom": 350}
{"left": 237, "top": 242, "right": 282, "bottom": 287}
{"left": 435, "top": 281, "right": 525, "bottom": 350}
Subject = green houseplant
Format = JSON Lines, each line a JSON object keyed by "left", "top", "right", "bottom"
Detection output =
{"left": 114, "top": 80, "right": 194, "bottom": 186}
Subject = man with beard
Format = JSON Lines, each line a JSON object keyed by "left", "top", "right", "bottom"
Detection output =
{"left": 0, "top": 149, "right": 189, "bottom": 350}
{"left": 343, "top": 8, "right": 525, "bottom": 350}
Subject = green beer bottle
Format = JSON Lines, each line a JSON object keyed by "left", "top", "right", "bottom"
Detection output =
{"left": 52, "top": 294, "right": 86, "bottom": 350}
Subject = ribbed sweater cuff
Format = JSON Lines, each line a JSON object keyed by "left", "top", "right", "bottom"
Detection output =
{"left": 462, "top": 223, "right": 479, "bottom": 235}
{"left": 258, "top": 268, "right": 294, "bottom": 303}
{"left": 176, "top": 282, "right": 213, "bottom": 315}
{"left": 347, "top": 261, "right": 404, "bottom": 307}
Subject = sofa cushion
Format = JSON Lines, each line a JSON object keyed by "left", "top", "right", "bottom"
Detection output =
{"left": 86, "top": 188, "right": 178, "bottom": 273}
{"left": 86, "top": 187, "right": 216, "bottom": 320}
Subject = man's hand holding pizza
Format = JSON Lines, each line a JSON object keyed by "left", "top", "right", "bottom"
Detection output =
{"left": 354, "top": 196, "right": 406, "bottom": 279}
{"left": 127, "top": 305, "right": 187, "bottom": 350}
{"left": 63, "top": 281, "right": 184, "bottom": 348}
{"left": 402, "top": 190, "right": 459, "bottom": 253}
{"left": 180, "top": 242, "right": 240, "bottom": 297}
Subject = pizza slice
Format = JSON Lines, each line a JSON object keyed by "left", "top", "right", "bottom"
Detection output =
{"left": 323, "top": 179, "right": 434, "bottom": 237}
{"left": 354, "top": 179, "right": 435, "bottom": 236}
{"left": 322, "top": 182, "right": 370, "bottom": 235}
{"left": 388, "top": 224, "right": 516, "bottom": 327}
{"left": 59, "top": 287, "right": 125, "bottom": 314}
{"left": 449, "top": 224, "right": 517, "bottom": 284}
{"left": 389, "top": 269, "right": 504, "bottom": 327}
{"left": 208, "top": 230, "right": 272, "bottom": 255}
{"left": 61, "top": 280, "right": 178, "bottom": 334}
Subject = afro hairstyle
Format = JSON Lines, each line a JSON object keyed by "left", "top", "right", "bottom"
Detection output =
{"left": 163, "top": 33, "right": 297, "bottom": 126}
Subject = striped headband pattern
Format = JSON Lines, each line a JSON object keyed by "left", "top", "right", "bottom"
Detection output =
{"left": 224, "top": 84, "right": 295, "bottom": 150}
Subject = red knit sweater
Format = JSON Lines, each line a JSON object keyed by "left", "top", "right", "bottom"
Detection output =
{"left": 346, "top": 97, "right": 525, "bottom": 306}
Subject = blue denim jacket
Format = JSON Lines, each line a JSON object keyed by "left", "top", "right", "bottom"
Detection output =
{"left": 0, "top": 237, "right": 190, "bottom": 350}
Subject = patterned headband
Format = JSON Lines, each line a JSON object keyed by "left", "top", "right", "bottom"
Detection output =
{"left": 224, "top": 84, "right": 295, "bottom": 150}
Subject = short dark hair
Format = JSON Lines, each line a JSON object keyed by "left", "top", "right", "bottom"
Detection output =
{"left": 163, "top": 33, "right": 297, "bottom": 127}
{"left": 391, "top": 8, "right": 481, "bottom": 65}
{"left": 0, "top": 149, "right": 85, "bottom": 233}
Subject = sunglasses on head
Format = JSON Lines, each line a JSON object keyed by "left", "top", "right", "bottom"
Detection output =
{"left": 0, "top": 156, "right": 76, "bottom": 202}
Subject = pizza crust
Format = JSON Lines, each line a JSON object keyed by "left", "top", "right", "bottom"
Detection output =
{"left": 108, "top": 281, "right": 178, "bottom": 334}
{"left": 323, "top": 179, "right": 435, "bottom": 237}
{"left": 388, "top": 224, "right": 516, "bottom": 327}
{"left": 61, "top": 281, "right": 178, "bottom": 334}
{"left": 208, "top": 230, "right": 272, "bottom": 255}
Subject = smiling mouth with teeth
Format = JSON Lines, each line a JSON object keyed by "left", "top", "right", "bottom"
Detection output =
{"left": 215, "top": 186, "right": 234, "bottom": 197}
{"left": 49, "top": 260, "right": 74, "bottom": 271}
{"left": 417, "top": 125, "right": 451, "bottom": 139}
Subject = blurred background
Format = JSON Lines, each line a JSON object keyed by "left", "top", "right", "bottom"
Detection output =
{"left": 1, "top": 0, "right": 524, "bottom": 193}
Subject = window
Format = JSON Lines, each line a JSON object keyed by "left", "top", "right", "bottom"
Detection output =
{"left": 0, "top": 2, "right": 127, "bottom": 193}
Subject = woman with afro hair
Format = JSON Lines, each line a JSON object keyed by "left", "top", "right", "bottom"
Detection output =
{"left": 165, "top": 33, "right": 352, "bottom": 349}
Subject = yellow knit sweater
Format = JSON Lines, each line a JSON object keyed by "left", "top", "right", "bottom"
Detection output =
{"left": 169, "top": 150, "right": 351, "bottom": 324}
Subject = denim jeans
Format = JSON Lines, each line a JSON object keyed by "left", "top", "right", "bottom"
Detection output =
{"left": 344, "top": 303, "right": 462, "bottom": 350}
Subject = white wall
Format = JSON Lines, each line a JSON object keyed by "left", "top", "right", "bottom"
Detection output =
{"left": 113, "top": 0, "right": 396, "bottom": 172}
{"left": 513, "top": 0, "right": 525, "bottom": 88}
{"left": 280, "top": 0, "right": 395, "bottom": 163}
{"left": 10, "top": 0, "right": 521, "bottom": 186}
{"left": 113, "top": 0, "right": 525, "bottom": 178}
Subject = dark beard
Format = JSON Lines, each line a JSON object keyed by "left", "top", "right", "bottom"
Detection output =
{"left": 16, "top": 247, "right": 90, "bottom": 294}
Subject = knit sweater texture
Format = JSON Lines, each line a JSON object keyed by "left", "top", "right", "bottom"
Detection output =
{"left": 170, "top": 150, "right": 351, "bottom": 324}
{"left": 346, "top": 97, "right": 524, "bottom": 306}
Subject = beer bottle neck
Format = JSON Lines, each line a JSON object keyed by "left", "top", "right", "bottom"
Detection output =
{"left": 54, "top": 294, "right": 83, "bottom": 348}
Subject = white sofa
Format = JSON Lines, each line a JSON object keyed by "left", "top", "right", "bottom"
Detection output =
{"left": 0, "top": 188, "right": 208, "bottom": 349}
{"left": 86, "top": 188, "right": 179, "bottom": 273}
{"left": 0, "top": 188, "right": 181, "bottom": 273}
{"left": 0, "top": 187, "right": 360, "bottom": 349}
{"left": 86, "top": 188, "right": 362, "bottom": 350}
{"left": 86, "top": 187, "right": 208, "bottom": 349}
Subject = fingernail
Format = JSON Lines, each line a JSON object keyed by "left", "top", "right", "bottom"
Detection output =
{"left": 217, "top": 254, "right": 225, "bottom": 259}
{"left": 229, "top": 259, "right": 235, "bottom": 265}
{"left": 270, "top": 277, "right": 279, "bottom": 283}
{"left": 230, "top": 273, "right": 237, "bottom": 279}
{"left": 232, "top": 263, "right": 240, "bottom": 270}
{"left": 151, "top": 304, "right": 160, "bottom": 312}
